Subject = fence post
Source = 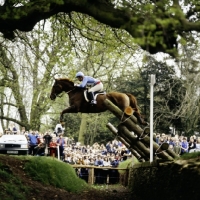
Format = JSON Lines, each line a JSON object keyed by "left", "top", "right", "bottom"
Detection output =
{"left": 57, "top": 146, "right": 60, "bottom": 160}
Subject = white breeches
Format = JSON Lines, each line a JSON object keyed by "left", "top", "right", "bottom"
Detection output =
{"left": 88, "top": 82, "right": 103, "bottom": 92}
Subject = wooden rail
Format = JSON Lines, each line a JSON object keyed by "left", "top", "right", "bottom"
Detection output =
{"left": 70, "top": 164, "right": 129, "bottom": 185}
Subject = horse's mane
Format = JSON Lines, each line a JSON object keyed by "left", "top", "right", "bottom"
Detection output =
{"left": 56, "top": 78, "right": 74, "bottom": 84}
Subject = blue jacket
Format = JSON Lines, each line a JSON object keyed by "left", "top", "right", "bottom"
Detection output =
{"left": 78, "top": 76, "right": 100, "bottom": 88}
{"left": 94, "top": 159, "right": 103, "bottom": 166}
{"left": 181, "top": 141, "right": 188, "bottom": 153}
{"left": 28, "top": 134, "right": 38, "bottom": 145}
{"left": 111, "top": 159, "right": 119, "bottom": 167}
{"left": 57, "top": 138, "right": 65, "bottom": 147}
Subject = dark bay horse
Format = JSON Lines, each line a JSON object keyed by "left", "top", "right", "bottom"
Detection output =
{"left": 50, "top": 78, "right": 147, "bottom": 125}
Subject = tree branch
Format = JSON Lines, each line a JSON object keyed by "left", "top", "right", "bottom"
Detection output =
{"left": 0, "top": 0, "right": 200, "bottom": 56}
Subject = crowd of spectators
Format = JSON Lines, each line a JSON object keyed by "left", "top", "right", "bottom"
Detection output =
{"left": 0, "top": 126, "right": 132, "bottom": 184}
{"left": 2, "top": 124, "right": 200, "bottom": 183}
{"left": 155, "top": 133, "right": 200, "bottom": 155}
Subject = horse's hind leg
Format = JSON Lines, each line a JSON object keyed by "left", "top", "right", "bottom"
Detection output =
{"left": 134, "top": 111, "right": 148, "bottom": 126}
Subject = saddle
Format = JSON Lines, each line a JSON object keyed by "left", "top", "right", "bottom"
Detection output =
{"left": 84, "top": 90, "right": 106, "bottom": 102}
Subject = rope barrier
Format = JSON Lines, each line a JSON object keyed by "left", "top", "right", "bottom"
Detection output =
{"left": 138, "top": 130, "right": 149, "bottom": 140}
{"left": 119, "top": 111, "right": 132, "bottom": 124}
{"left": 138, "top": 127, "right": 150, "bottom": 140}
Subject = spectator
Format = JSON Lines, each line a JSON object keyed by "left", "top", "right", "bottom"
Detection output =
{"left": 101, "top": 156, "right": 111, "bottom": 184}
{"left": 49, "top": 138, "right": 57, "bottom": 157}
{"left": 28, "top": 131, "right": 38, "bottom": 155}
{"left": 11, "top": 124, "right": 17, "bottom": 134}
{"left": 109, "top": 155, "right": 120, "bottom": 184}
{"left": 121, "top": 147, "right": 130, "bottom": 161}
{"left": 188, "top": 137, "right": 196, "bottom": 152}
{"left": 55, "top": 121, "right": 64, "bottom": 136}
{"left": 196, "top": 138, "right": 200, "bottom": 150}
{"left": 156, "top": 133, "right": 160, "bottom": 144}
{"left": 173, "top": 140, "right": 181, "bottom": 155}
{"left": 94, "top": 155, "right": 103, "bottom": 166}
{"left": 21, "top": 127, "right": 26, "bottom": 135}
{"left": 189, "top": 138, "right": 200, "bottom": 153}
{"left": 159, "top": 137, "right": 165, "bottom": 146}
{"left": 89, "top": 157, "right": 95, "bottom": 165}
{"left": 35, "top": 137, "right": 45, "bottom": 156}
{"left": 83, "top": 155, "right": 90, "bottom": 165}
{"left": 43, "top": 131, "right": 52, "bottom": 147}
{"left": 68, "top": 154, "right": 76, "bottom": 165}
{"left": 181, "top": 137, "right": 188, "bottom": 155}
{"left": 106, "top": 141, "right": 111, "bottom": 153}
{"left": 94, "top": 155, "right": 103, "bottom": 184}
{"left": 57, "top": 134, "right": 65, "bottom": 160}
{"left": 167, "top": 137, "right": 175, "bottom": 146}
{"left": 103, "top": 156, "right": 111, "bottom": 167}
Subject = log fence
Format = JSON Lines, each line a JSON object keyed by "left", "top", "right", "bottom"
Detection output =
{"left": 104, "top": 99, "right": 178, "bottom": 161}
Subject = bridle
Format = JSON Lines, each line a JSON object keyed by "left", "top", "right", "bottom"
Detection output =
{"left": 51, "top": 83, "right": 75, "bottom": 99}
{"left": 51, "top": 84, "right": 63, "bottom": 99}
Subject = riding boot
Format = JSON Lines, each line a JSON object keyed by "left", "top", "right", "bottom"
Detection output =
{"left": 88, "top": 92, "right": 97, "bottom": 104}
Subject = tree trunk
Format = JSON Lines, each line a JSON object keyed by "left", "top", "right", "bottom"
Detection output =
{"left": 78, "top": 113, "right": 87, "bottom": 145}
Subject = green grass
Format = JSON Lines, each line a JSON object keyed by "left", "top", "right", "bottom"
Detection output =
{"left": 178, "top": 151, "right": 200, "bottom": 160}
{"left": 0, "top": 155, "right": 89, "bottom": 200}
{"left": 0, "top": 166, "right": 31, "bottom": 200}
{"left": 24, "top": 156, "right": 88, "bottom": 192}
{"left": 118, "top": 157, "right": 138, "bottom": 175}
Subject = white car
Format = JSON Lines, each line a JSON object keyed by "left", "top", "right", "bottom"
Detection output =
{"left": 0, "top": 134, "right": 29, "bottom": 155}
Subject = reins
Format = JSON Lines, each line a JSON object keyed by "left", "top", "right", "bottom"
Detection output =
{"left": 55, "top": 88, "right": 75, "bottom": 98}
{"left": 66, "top": 88, "right": 75, "bottom": 94}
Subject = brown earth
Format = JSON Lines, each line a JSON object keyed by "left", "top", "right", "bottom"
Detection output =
{"left": 0, "top": 155, "right": 133, "bottom": 200}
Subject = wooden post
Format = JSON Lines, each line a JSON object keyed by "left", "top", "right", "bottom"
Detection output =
{"left": 88, "top": 168, "right": 94, "bottom": 184}
{"left": 106, "top": 123, "right": 148, "bottom": 160}
{"left": 118, "top": 124, "right": 155, "bottom": 160}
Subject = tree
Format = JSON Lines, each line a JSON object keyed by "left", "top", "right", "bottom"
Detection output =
{"left": 0, "top": 20, "right": 75, "bottom": 130}
{"left": 1, "top": 0, "right": 200, "bottom": 57}
{"left": 138, "top": 56, "right": 186, "bottom": 133}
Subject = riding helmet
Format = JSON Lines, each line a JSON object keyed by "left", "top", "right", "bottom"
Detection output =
{"left": 75, "top": 71, "right": 84, "bottom": 77}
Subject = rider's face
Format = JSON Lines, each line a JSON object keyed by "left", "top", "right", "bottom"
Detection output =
{"left": 77, "top": 76, "right": 83, "bottom": 81}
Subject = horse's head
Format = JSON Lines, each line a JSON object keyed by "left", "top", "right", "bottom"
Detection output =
{"left": 50, "top": 78, "right": 75, "bottom": 100}
{"left": 50, "top": 79, "right": 63, "bottom": 100}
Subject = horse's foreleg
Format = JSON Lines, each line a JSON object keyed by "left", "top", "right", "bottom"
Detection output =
{"left": 60, "top": 105, "right": 76, "bottom": 121}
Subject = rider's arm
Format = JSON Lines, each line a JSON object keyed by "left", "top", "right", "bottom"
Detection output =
{"left": 78, "top": 76, "right": 88, "bottom": 88}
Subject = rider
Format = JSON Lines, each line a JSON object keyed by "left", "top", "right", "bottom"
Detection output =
{"left": 75, "top": 71, "right": 103, "bottom": 104}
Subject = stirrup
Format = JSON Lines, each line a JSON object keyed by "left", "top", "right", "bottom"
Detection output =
{"left": 90, "top": 100, "right": 97, "bottom": 104}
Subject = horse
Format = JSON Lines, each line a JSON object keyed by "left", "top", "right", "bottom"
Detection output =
{"left": 50, "top": 78, "right": 148, "bottom": 125}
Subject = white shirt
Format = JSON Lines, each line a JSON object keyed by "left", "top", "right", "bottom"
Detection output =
{"left": 55, "top": 123, "right": 63, "bottom": 133}
{"left": 196, "top": 143, "right": 200, "bottom": 149}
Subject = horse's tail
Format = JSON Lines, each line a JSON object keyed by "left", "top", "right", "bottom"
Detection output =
{"left": 125, "top": 93, "right": 141, "bottom": 114}
{"left": 126, "top": 93, "right": 148, "bottom": 125}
